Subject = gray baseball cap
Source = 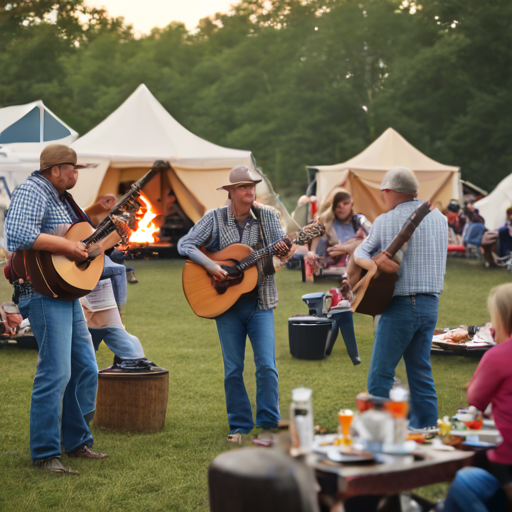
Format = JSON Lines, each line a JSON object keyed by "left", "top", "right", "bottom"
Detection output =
{"left": 380, "top": 166, "right": 419, "bottom": 194}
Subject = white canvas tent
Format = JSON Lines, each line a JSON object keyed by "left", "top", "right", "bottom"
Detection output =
{"left": 474, "top": 173, "right": 512, "bottom": 230}
{"left": 309, "top": 128, "right": 461, "bottom": 222}
{"left": 0, "top": 100, "right": 78, "bottom": 193}
{"left": 71, "top": 84, "right": 294, "bottom": 229}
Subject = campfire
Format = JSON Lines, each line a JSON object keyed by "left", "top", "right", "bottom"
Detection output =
{"left": 129, "top": 194, "right": 160, "bottom": 244}
{"left": 124, "top": 192, "right": 182, "bottom": 259}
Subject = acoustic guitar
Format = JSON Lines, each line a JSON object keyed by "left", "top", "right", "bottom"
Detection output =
{"left": 182, "top": 221, "right": 325, "bottom": 318}
{"left": 10, "top": 161, "right": 168, "bottom": 301}
{"left": 349, "top": 201, "right": 433, "bottom": 317}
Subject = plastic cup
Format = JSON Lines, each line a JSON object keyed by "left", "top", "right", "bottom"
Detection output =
{"left": 465, "top": 420, "right": 483, "bottom": 430}
{"left": 338, "top": 409, "right": 354, "bottom": 445}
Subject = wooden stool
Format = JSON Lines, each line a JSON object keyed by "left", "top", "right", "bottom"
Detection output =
{"left": 94, "top": 367, "right": 169, "bottom": 432}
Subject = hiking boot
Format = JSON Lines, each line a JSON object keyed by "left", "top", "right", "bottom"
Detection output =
{"left": 67, "top": 445, "right": 109, "bottom": 459}
{"left": 126, "top": 268, "right": 138, "bottom": 284}
{"left": 33, "top": 457, "right": 79, "bottom": 475}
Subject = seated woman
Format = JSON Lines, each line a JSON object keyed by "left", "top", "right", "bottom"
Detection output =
{"left": 304, "top": 188, "right": 371, "bottom": 281}
{"left": 441, "top": 283, "right": 512, "bottom": 512}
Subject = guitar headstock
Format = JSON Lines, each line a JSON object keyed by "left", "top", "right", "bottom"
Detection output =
{"left": 289, "top": 221, "right": 325, "bottom": 246}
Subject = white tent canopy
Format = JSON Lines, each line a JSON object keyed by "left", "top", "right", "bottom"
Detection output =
{"left": 71, "top": 84, "right": 257, "bottom": 223}
{"left": 71, "top": 84, "right": 296, "bottom": 230}
{"left": 474, "top": 173, "right": 512, "bottom": 230}
{"left": 310, "top": 128, "right": 461, "bottom": 222}
{"left": 0, "top": 100, "right": 78, "bottom": 193}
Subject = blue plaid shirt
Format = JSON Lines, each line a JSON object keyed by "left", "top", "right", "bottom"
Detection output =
{"left": 354, "top": 200, "right": 448, "bottom": 296}
{"left": 5, "top": 172, "right": 79, "bottom": 252}
{"left": 5, "top": 172, "right": 84, "bottom": 299}
{"left": 178, "top": 204, "right": 286, "bottom": 310}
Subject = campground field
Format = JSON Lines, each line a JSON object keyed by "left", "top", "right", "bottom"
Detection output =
{"left": 0, "top": 258, "right": 509, "bottom": 511}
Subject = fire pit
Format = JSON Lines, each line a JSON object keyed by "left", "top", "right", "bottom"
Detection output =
{"left": 124, "top": 192, "right": 187, "bottom": 259}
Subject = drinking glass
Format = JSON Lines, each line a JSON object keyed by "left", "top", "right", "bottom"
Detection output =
{"left": 338, "top": 409, "right": 354, "bottom": 446}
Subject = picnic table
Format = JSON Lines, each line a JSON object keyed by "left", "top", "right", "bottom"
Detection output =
{"left": 312, "top": 444, "right": 474, "bottom": 511}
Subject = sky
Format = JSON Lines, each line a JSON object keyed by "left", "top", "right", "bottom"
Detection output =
{"left": 84, "top": 0, "right": 239, "bottom": 34}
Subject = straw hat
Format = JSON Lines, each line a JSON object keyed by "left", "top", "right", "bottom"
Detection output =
{"left": 39, "top": 144, "right": 86, "bottom": 172}
{"left": 217, "top": 165, "right": 262, "bottom": 191}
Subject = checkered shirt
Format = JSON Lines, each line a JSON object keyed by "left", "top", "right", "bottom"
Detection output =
{"left": 354, "top": 200, "right": 448, "bottom": 296}
{"left": 5, "top": 172, "right": 78, "bottom": 252}
{"left": 5, "top": 172, "right": 81, "bottom": 299}
{"left": 178, "top": 204, "right": 286, "bottom": 309}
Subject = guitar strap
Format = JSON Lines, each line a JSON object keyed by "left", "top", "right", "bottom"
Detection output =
{"left": 252, "top": 205, "right": 275, "bottom": 276}
{"left": 64, "top": 192, "right": 93, "bottom": 226}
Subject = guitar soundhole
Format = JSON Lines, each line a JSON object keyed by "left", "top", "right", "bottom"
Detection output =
{"left": 75, "top": 260, "right": 91, "bottom": 271}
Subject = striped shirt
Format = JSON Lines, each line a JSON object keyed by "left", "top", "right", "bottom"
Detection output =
{"left": 354, "top": 200, "right": 448, "bottom": 296}
{"left": 178, "top": 204, "right": 286, "bottom": 309}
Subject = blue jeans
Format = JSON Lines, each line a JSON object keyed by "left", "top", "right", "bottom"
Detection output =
{"left": 19, "top": 293, "right": 98, "bottom": 461}
{"left": 215, "top": 296, "right": 279, "bottom": 434}
{"left": 367, "top": 294, "right": 439, "bottom": 429}
{"left": 329, "top": 311, "right": 360, "bottom": 365}
{"left": 102, "top": 255, "right": 127, "bottom": 307}
{"left": 444, "top": 468, "right": 507, "bottom": 512}
{"left": 90, "top": 326, "right": 144, "bottom": 359}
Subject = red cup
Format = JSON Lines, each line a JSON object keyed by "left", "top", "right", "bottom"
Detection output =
{"left": 465, "top": 420, "right": 483, "bottom": 430}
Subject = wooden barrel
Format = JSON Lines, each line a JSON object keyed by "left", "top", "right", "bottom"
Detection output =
{"left": 209, "top": 448, "right": 320, "bottom": 512}
{"left": 94, "top": 367, "right": 169, "bottom": 432}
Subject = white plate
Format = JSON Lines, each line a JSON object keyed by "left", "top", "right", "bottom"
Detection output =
{"left": 326, "top": 448, "right": 375, "bottom": 463}
{"left": 313, "top": 434, "right": 339, "bottom": 454}
{"left": 381, "top": 440, "right": 417, "bottom": 455}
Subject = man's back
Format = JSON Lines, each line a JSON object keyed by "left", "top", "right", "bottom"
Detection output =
{"left": 355, "top": 199, "right": 448, "bottom": 295}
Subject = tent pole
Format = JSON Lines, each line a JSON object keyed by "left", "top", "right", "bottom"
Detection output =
{"left": 39, "top": 104, "right": 44, "bottom": 143}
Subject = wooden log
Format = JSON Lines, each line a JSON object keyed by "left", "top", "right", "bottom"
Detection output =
{"left": 94, "top": 367, "right": 169, "bottom": 432}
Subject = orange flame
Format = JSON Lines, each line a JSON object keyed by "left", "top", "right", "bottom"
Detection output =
{"left": 129, "top": 194, "right": 159, "bottom": 244}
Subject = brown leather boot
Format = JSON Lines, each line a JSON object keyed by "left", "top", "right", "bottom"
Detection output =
{"left": 67, "top": 446, "right": 109, "bottom": 459}
{"left": 126, "top": 268, "right": 138, "bottom": 284}
{"left": 33, "top": 457, "right": 79, "bottom": 475}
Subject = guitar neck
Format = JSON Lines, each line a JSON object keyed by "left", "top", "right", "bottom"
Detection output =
{"left": 384, "top": 201, "right": 432, "bottom": 257}
{"left": 81, "top": 161, "right": 169, "bottom": 249}
{"left": 237, "top": 244, "right": 277, "bottom": 271}
{"left": 82, "top": 219, "right": 117, "bottom": 248}
{"left": 236, "top": 221, "right": 324, "bottom": 271}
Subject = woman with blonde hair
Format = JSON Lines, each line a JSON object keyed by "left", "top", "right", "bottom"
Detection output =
{"left": 305, "top": 188, "right": 371, "bottom": 280}
{"left": 441, "top": 283, "right": 512, "bottom": 512}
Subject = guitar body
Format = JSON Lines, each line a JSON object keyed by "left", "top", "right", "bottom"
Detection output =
{"left": 352, "top": 270, "right": 399, "bottom": 316}
{"left": 182, "top": 244, "right": 259, "bottom": 319}
{"left": 21, "top": 222, "right": 105, "bottom": 302}
{"left": 349, "top": 201, "right": 433, "bottom": 317}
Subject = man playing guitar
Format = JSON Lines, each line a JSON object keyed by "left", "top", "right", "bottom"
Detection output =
{"left": 353, "top": 167, "right": 448, "bottom": 433}
{"left": 178, "top": 165, "right": 293, "bottom": 442}
{"left": 5, "top": 144, "right": 108, "bottom": 474}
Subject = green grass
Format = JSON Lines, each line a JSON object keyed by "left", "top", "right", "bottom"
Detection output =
{"left": 0, "top": 258, "right": 510, "bottom": 511}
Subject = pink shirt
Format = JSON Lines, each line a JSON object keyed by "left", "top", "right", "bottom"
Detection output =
{"left": 467, "top": 337, "right": 512, "bottom": 464}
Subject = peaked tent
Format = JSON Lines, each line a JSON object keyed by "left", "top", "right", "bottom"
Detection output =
{"left": 474, "top": 174, "right": 512, "bottom": 230}
{"left": 309, "top": 128, "right": 460, "bottom": 222}
{"left": 71, "top": 84, "right": 295, "bottom": 230}
{"left": 0, "top": 100, "right": 78, "bottom": 192}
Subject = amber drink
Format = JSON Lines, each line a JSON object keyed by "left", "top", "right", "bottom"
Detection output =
{"left": 338, "top": 409, "right": 354, "bottom": 446}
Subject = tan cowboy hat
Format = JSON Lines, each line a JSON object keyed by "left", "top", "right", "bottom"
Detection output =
{"left": 217, "top": 165, "right": 262, "bottom": 191}
{"left": 39, "top": 144, "right": 87, "bottom": 172}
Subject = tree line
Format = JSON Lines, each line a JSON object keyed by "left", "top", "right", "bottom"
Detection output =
{"left": 1, "top": 0, "right": 511, "bottom": 194}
